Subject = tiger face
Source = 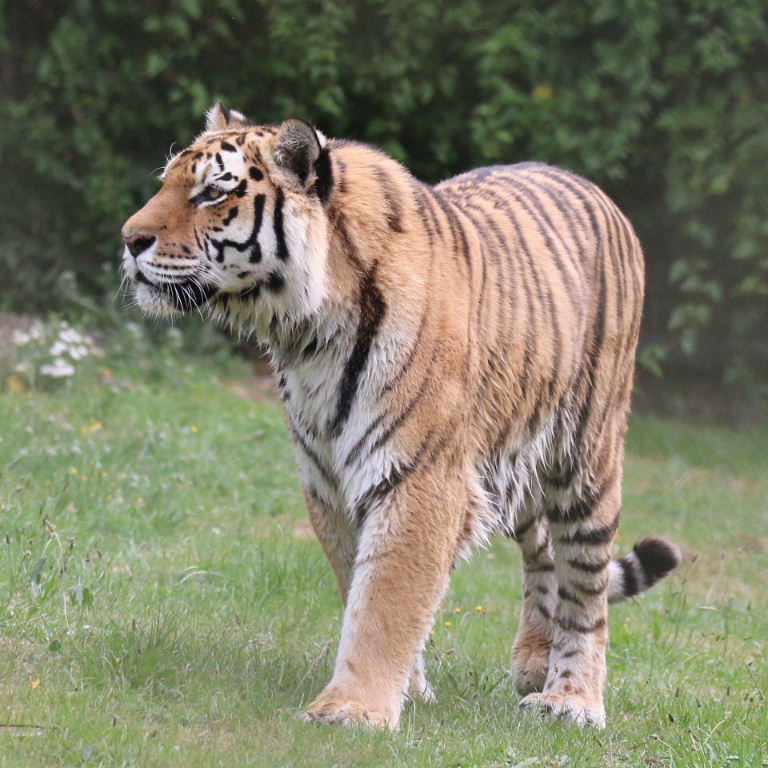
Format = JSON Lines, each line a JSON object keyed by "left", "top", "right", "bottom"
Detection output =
{"left": 121, "top": 103, "right": 332, "bottom": 328}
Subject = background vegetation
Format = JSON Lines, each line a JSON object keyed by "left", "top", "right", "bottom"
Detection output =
{"left": 2, "top": 0, "right": 767, "bottom": 390}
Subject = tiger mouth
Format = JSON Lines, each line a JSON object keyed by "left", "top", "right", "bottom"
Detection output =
{"left": 135, "top": 272, "right": 217, "bottom": 311}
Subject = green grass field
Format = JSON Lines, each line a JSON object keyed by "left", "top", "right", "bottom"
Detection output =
{"left": 1, "top": 333, "right": 766, "bottom": 767}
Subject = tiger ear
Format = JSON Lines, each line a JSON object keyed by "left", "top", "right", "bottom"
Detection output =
{"left": 274, "top": 118, "right": 323, "bottom": 188}
{"left": 205, "top": 101, "right": 252, "bottom": 133}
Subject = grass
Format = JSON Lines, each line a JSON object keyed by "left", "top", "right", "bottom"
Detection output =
{"left": 1, "top": 332, "right": 766, "bottom": 767}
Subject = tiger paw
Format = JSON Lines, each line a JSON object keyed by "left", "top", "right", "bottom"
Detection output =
{"left": 408, "top": 677, "right": 436, "bottom": 704}
{"left": 408, "top": 657, "right": 437, "bottom": 703}
{"left": 302, "top": 688, "right": 399, "bottom": 730}
{"left": 512, "top": 638, "right": 551, "bottom": 695}
{"left": 518, "top": 691, "right": 605, "bottom": 729}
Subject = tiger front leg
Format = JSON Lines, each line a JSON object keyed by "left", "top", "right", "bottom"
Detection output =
{"left": 303, "top": 463, "right": 466, "bottom": 729}
{"left": 511, "top": 514, "right": 557, "bottom": 695}
{"left": 518, "top": 482, "right": 620, "bottom": 729}
{"left": 305, "top": 488, "right": 435, "bottom": 706}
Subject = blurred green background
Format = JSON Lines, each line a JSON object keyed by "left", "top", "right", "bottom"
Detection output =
{"left": 1, "top": 0, "right": 766, "bottom": 410}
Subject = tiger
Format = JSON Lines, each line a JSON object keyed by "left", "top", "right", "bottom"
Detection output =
{"left": 121, "top": 102, "right": 681, "bottom": 730}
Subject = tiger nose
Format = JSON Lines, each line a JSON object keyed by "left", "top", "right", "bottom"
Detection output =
{"left": 122, "top": 232, "right": 156, "bottom": 258}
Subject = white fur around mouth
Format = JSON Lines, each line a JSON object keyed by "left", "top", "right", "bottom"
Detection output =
{"left": 134, "top": 281, "right": 182, "bottom": 317}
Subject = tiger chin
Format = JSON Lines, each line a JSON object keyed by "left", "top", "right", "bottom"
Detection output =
{"left": 121, "top": 102, "right": 681, "bottom": 731}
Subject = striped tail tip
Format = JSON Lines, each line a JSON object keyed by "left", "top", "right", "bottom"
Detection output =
{"left": 608, "top": 536, "right": 682, "bottom": 603}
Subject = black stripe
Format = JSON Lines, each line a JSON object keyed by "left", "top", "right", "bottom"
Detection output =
{"left": 570, "top": 579, "right": 608, "bottom": 596}
{"left": 451, "top": 204, "right": 473, "bottom": 274}
{"left": 342, "top": 412, "right": 387, "bottom": 468}
{"left": 508, "top": 174, "right": 584, "bottom": 287}
{"left": 464, "top": 199, "right": 533, "bottom": 445}
{"left": 557, "top": 587, "right": 586, "bottom": 607}
{"left": 567, "top": 557, "right": 610, "bottom": 573}
{"left": 367, "top": 365, "right": 432, "bottom": 455}
{"left": 335, "top": 156, "right": 348, "bottom": 195}
{"left": 274, "top": 188, "right": 289, "bottom": 260}
{"left": 410, "top": 180, "right": 435, "bottom": 247}
{"left": 517, "top": 173, "right": 590, "bottom": 275}
{"left": 427, "top": 188, "right": 461, "bottom": 260}
{"left": 559, "top": 514, "right": 619, "bottom": 546}
{"left": 314, "top": 147, "right": 334, "bottom": 203}
{"left": 383, "top": 302, "right": 429, "bottom": 393}
{"left": 248, "top": 194, "right": 266, "bottom": 263}
{"left": 472, "top": 186, "right": 558, "bottom": 408}
{"left": 572, "top": 240, "right": 608, "bottom": 452}
{"left": 501, "top": 181, "right": 580, "bottom": 306}
{"left": 534, "top": 167, "right": 612, "bottom": 457}
{"left": 508, "top": 516, "right": 536, "bottom": 541}
{"left": 555, "top": 616, "right": 606, "bottom": 634}
{"left": 233, "top": 179, "right": 248, "bottom": 197}
{"left": 549, "top": 482, "right": 606, "bottom": 524}
{"left": 292, "top": 427, "right": 335, "bottom": 488}
{"left": 618, "top": 556, "right": 639, "bottom": 597}
{"left": 549, "top": 498, "right": 593, "bottom": 524}
{"left": 372, "top": 167, "right": 404, "bottom": 233}
{"left": 220, "top": 141, "right": 237, "bottom": 153}
{"left": 210, "top": 193, "right": 265, "bottom": 264}
{"left": 533, "top": 539, "right": 550, "bottom": 559}
{"left": 461, "top": 207, "right": 489, "bottom": 334}
{"left": 354, "top": 430, "right": 433, "bottom": 525}
{"left": 328, "top": 262, "right": 386, "bottom": 438}
{"left": 419, "top": 183, "right": 444, "bottom": 242}
{"left": 526, "top": 563, "right": 555, "bottom": 573}
{"left": 301, "top": 336, "right": 318, "bottom": 358}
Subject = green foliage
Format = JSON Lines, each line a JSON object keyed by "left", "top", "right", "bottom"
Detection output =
{"left": 1, "top": 0, "right": 766, "bottom": 379}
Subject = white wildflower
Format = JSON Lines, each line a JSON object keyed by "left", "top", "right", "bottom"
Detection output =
{"left": 68, "top": 345, "right": 89, "bottom": 360}
{"left": 125, "top": 322, "right": 143, "bottom": 339}
{"left": 29, "top": 322, "right": 45, "bottom": 341}
{"left": 60, "top": 328, "right": 85, "bottom": 344}
{"left": 12, "top": 330, "right": 31, "bottom": 345}
{"left": 40, "top": 358, "right": 75, "bottom": 378}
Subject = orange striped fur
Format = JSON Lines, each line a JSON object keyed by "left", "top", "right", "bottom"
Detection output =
{"left": 121, "top": 103, "right": 681, "bottom": 729}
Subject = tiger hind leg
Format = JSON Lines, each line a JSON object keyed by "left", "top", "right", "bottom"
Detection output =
{"left": 518, "top": 470, "right": 622, "bottom": 729}
{"left": 511, "top": 513, "right": 558, "bottom": 695}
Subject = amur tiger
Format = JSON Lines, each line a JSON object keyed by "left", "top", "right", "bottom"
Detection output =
{"left": 121, "top": 102, "right": 681, "bottom": 730}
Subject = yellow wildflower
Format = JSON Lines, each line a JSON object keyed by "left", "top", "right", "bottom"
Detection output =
{"left": 81, "top": 420, "right": 103, "bottom": 436}
{"left": 532, "top": 82, "right": 554, "bottom": 102}
{"left": 7, "top": 374, "right": 27, "bottom": 394}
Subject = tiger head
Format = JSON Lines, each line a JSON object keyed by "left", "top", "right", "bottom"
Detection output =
{"left": 121, "top": 102, "right": 333, "bottom": 329}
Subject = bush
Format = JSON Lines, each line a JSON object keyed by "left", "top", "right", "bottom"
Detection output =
{"left": 2, "top": 0, "right": 766, "bottom": 380}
